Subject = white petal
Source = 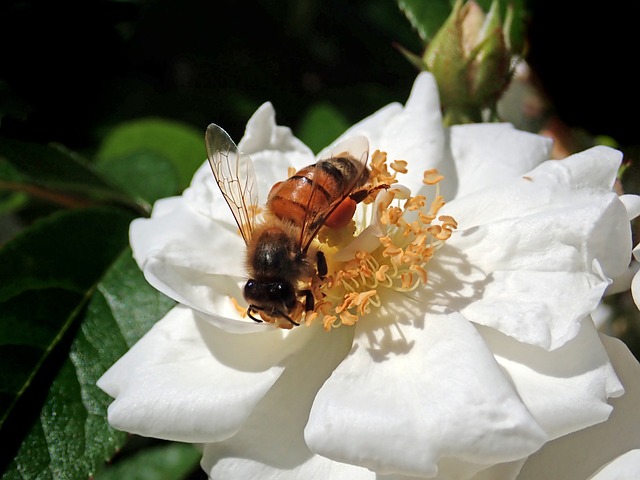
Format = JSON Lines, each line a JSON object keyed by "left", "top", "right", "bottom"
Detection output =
{"left": 185, "top": 103, "right": 314, "bottom": 218}
{"left": 130, "top": 198, "right": 267, "bottom": 332}
{"left": 305, "top": 309, "right": 546, "bottom": 478}
{"left": 588, "top": 450, "right": 640, "bottom": 480}
{"left": 632, "top": 245, "right": 640, "bottom": 310}
{"left": 315, "top": 132, "right": 369, "bottom": 165}
{"left": 428, "top": 241, "right": 608, "bottom": 351}
{"left": 632, "top": 266, "right": 640, "bottom": 311}
{"left": 373, "top": 459, "right": 526, "bottom": 480}
{"left": 130, "top": 199, "right": 244, "bottom": 278}
{"left": 181, "top": 161, "right": 238, "bottom": 224}
{"left": 375, "top": 461, "right": 526, "bottom": 480}
{"left": 447, "top": 123, "right": 552, "bottom": 199}
{"left": 238, "top": 102, "right": 313, "bottom": 160}
{"left": 338, "top": 102, "right": 403, "bottom": 144}
{"left": 200, "top": 323, "right": 367, "bottom": 480}
{"left": 143, "top": 258, "right": 267, "bottom": 333}
{"left": 443, "top": 146, "right": 623, "bottom": 229}
{"left": 619, "top": 194, "right": 640, "bottom": 221}
{"left": 339, "top": 72, "right": 446, "bottom": 196}
{"left": 479, "top": 318, "right": 623, "bottom": 440}
{"left": 97, "top": 305, "right": 310, "bottom": 443}
{"left": 516, "top": 334, "right": 640, "bottom": 480}
{"left": 238, "top": 102, "right": 315, "bottom": 204}
{"left": 440, "top": 147, "right": 631, "bottom": 349}
{"left": 606, "top": 260, "right": 639, "bottom": 296}
{"left": 468, "top": 460, "right": 526, "bottom": 480}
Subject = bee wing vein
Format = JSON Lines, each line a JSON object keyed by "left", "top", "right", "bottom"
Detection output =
{"left": 206, "top": 124, "right": 258, "bottom": 244}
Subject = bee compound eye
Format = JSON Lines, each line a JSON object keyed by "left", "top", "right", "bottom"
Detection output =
{"left": 244, "top": 279, "right": 258, "bottom": 298}
{"left": 270, "top": 282, "right": 295, "bottom": 303}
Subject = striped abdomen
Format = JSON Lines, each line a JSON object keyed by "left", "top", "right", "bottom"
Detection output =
{"left": 267, "top": 156, "right": 367, "bottom": 228}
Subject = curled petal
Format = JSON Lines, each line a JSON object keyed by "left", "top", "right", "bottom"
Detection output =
{"left": 517, "top": 335, "right": 640, "bottom": 480}
{"left": 305, "top": 310, "right": 546, "bottom": 478}
{"left": 480, "top": 318, "right": 623, "bottom": 440}
{"left": 441, "top": 147, "right": 632, "bottom": 349}
{"left": 607, "top": 260, "right": 639, "bottom": 296}
{"left": 97, "top": 305, "right": 311, "bottom": 443}
{"left": 619, "top": 193, "right": 640, "bottom": 221}
{"left": 588, "top": 450, "right": 640, "bottom": 480}
{"left": 130, "top": 197, "right": 267, "bottom": 332}
{"left": 130, "top": 198, "right": 245, "bottom": 278}
{"left": 238, "top": 102, "right": 313, "bottom": 160}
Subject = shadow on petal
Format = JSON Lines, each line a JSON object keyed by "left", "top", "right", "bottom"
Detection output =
{"left": 201, "top": 324, "right": 356, "bottom": 477}
{"left": 193, "top": 313, "right": 312, "bottom": 372}
{"left": 356, "top": 242, "right": 493, "bottom": 362}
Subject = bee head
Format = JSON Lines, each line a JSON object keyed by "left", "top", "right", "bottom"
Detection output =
{"left": 244, "top": 279, "right": 298, "bottom": 325}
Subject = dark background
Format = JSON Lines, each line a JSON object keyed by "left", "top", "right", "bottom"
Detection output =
{"left": 0, "top": 0, "right": 418, "bottom": 153}
{"left": 1, "top": 0, "right": 638, "bottom": 156}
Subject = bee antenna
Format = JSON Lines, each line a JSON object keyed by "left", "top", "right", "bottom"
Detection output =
{"left": 248, "top": 306, "right": 299, "bottom": 327}
{"left": 247, "top": 306, "right": 264, "bottom": 323}
{"left": 277, "top": 310, "right": 300, "bottom": 327}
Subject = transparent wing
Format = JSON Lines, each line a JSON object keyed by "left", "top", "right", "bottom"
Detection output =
{"left": 300, "top": 135, "right": 369, "bottom": 251}
{"left": 205, "top": 123, "right": 258, "bottom": 245}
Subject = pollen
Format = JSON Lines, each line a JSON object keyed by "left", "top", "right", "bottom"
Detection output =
{"left": 230, "top": 296, "right": 248, "bottom": 318}
{"left": 309, "top": 152, "right": 457, "bottom": 331}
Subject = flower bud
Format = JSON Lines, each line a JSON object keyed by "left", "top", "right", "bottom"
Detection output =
{"left": 421, "top": 0, "right": 514, "bottom": 124}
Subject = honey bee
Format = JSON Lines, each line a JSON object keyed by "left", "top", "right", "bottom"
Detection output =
{"left": 205, "top": 123, "right": 381, "bottom": 327}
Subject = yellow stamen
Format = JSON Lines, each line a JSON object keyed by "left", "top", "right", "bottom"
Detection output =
{"left": 404, "top": 195, "right": 426, "bottom": 211}
{"left": 390, "top": 159, "right": 408, "bottom": 174}
{"left": 423, "top": 169, "right": 444, "bottom": 185}
{"left": 230, "top": 297, "right": 248, "bottom": 318}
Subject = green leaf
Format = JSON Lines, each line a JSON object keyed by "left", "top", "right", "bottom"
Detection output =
{"left": 95, "top": 248, "right": 175, "bottom": 348}
{"left": 501, "top": 0, "right": 528, "bottom": 54}
{"left": 0, "top": 207, "right": 133, "bottom": 436}
{"left": 0, "top": 191, "right": 28, "bottom": 215}
{"left": 0, "top": 138, "right": 143, "bottom": 214}
{"left": 0, "top": 208, "right": 133, "bottom": 302}
{"left": 296, "top": 103, "right": 350, "bottom": 154}
{"left": 397, "top": 0, "right": 453, "bottom": 43}
{"left": 95, "top": 442, "right": 200, "bottom": 480}
{"left": 0, "top": 288, "right": 86, "bottom": 426}
{"left": 97, "top": 118, "right": 205, "bottom": 191}
{"left": 94, "top": 149, "right": 180, "bottom": 205}
{"left": 0, "top": 207, "right": 175, "bottom": 479}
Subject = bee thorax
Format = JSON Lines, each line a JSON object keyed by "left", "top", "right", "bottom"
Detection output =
{"left": 248, "top": 222, "right": 309, "bottom": 280}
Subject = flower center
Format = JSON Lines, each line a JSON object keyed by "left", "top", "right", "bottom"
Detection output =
{"left": 306, "top": 150, "right": 457, "bottom": 331}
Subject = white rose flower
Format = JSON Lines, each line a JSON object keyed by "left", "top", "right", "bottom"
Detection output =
{"left": 98, "top": 72, "right": 640, "bottom": 479}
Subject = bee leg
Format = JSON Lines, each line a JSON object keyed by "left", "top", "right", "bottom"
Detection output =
{"left": 300, "top": 289, "right": 315, "bottom": 312}
{"left": 349, "top": 184, "right": 390, "bottom": 203}
{"left": 316, "top": 250, "right": 327, "bottom": 278}
{"left": 284, "top": 314, "right": 300, "bottom": 326}
{"left": 247, "top": 306, "right": 263, "bottom": 323}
